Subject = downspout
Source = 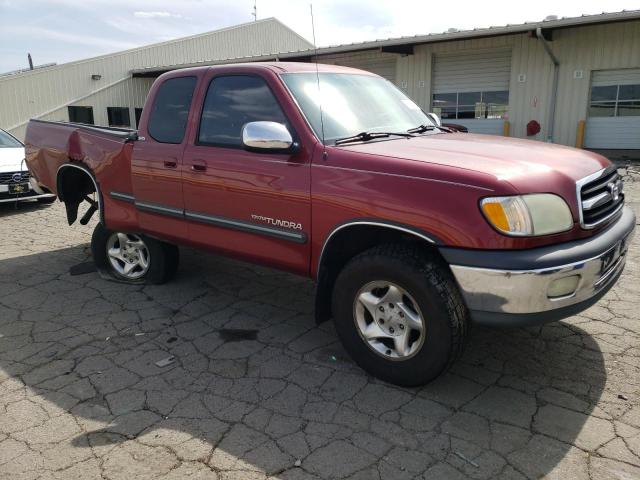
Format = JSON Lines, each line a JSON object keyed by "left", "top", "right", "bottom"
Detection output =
{"left": 536, "top": 27, "right": 559, "bottom": 143}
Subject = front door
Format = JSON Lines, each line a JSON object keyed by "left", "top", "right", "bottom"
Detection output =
{"left": 182, "top": 73, "right": 311, "bottom": 275}
{"left": 131, "top": 75, "right": 198, "bottom": 242}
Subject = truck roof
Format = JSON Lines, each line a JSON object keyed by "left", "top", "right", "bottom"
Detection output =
{"left": 159, "top": 62, "right": 375, "bottom": 79}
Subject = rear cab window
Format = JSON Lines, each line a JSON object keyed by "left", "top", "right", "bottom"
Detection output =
{"left": 148, "top": 76, "right": 197, "bottom": 143}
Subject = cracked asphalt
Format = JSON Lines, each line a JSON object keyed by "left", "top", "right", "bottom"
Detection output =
{"left": 1, "top": 170, "right": 639, "bottom": 480}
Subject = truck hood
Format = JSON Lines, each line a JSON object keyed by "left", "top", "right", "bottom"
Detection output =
{"left": 0, "top": 147, "right": 26, "bottom": 173}
{"left": 342, "top": 133, "right": 610, "bottom": 191}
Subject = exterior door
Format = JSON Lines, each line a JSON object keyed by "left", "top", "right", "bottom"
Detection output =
{"left": 431, "top": 50, "right": 511, "bottom": 135}
{"left": 131, "top": 75, "right": 198, "bottom": 242}
{"left": 585, "top": 69, "right": 640, "bottom": 149}
{"left": 182, "top": 73, "right": 311, "bottom": 275}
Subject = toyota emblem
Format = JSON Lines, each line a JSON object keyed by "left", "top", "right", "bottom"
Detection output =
{"left": 11, "top": 172, "right": 22, "bottom": 183}
{"left": 607, "top": 181, "right": 621, "bottom": 202}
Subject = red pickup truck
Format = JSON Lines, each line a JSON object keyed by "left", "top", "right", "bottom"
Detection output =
{"left": 25, "top": 63, "right": 635, "bottom": 386}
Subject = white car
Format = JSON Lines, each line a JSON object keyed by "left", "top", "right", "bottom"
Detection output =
{"left": 0, "top": 128, "right": 55, "bottom": 204}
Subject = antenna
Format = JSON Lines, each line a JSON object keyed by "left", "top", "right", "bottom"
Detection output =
{"left": 251, "top": 0, "right": 257, "bottom": 21}
{"left": 310, "top": 3, "right": 326, "bottom": 156}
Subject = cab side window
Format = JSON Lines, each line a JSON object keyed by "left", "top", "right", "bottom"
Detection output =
{"left": 148, "top": 76, "right": 197, "bottom": 144}
{"left": 198, "top": 75, "right": 288, "bottom": 147}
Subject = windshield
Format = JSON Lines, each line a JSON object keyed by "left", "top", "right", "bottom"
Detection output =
{"left": 281, "top": 72, "right": 434, "bottom": 144}
{"left": 0, "top": 129, "right": 22, "bottom": 148}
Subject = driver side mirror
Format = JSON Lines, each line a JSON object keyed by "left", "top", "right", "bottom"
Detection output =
{"left": 241, "top": 121, "right": 297, "bottom": 153}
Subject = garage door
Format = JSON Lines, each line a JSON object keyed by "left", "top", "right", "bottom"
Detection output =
{"left": 585, "top": 69, "right": 640, "bottom": 149}
{"left": 432, "top": 49, "right": 511, "bottom": 135}
{"left": 335, "top": 55, "right": 397, "bottom": 82}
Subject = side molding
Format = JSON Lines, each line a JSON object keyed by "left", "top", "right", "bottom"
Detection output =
{"left": 109, "top": 191, "right": 307, "bottom": 243}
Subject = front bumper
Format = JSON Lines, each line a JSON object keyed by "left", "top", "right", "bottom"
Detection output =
{"left": 442, "top": 207, "right": 636, "bottom": 327}
{"left": 0, "top": 177, "right": 55, "bottom": 203}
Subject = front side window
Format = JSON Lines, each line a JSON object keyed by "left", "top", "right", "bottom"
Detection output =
{"left": 198, "top": 75, "right": 288, "bottom": 146}
{"left": 281, "top": 72, "right": 432, "bottom": 144}
{"left": 589, "top": 84, "right": 640, "bottom": 117}
{"left": 148, "top": 76, "right": 197, "bottom": 144}
{"left": 432, "top": 91, "right": 509, "bottom": 120}
{"left": 107, "top": 107, "right": 131, "bottom": 127}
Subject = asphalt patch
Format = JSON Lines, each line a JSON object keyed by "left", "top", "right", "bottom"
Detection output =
{"left": 217, "top": 328, "right": 258, "bottom": 342}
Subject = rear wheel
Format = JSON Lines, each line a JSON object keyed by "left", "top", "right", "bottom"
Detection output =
{"left": 91, "top": 223, "right": 178, "bottom": 284}
{"left": 332, "top": 244, "right": 468, "bottom": 386}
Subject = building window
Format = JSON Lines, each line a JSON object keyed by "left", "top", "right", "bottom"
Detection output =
{"left": 432, "top": 91, "right": 509, "bottom": 120}
{"left": 135, "top": 108, "right": 143, "bottom": 128}
{"left": 198, "top": 75, "right": 289, "bottom": 147}
{"left": 148, "top": 76, "right": 197, "bottom": 144}
{"left": 68, "top": 106, "right": 94, "bottom": 125}
{"left": 589, "top": 84, "right": 640, "bottom": 117}
{"left": 107, "top": 107, "right": 131, "bottom": 127}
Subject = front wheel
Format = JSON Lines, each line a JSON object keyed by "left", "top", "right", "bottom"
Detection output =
{"left": 91, "top": 223, "right": 178, "bottom": 284}
{"left": 332, "top": 244, "right": 468, "bottom": 386}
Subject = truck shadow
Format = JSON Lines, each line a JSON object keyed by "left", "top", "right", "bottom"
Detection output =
{"left": 0, "top": 245, "right": 608, "bottom": 478}
{"left": 0, "top": 199, "right": 54, "bottom": 218}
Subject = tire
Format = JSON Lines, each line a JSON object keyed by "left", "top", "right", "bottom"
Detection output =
{"left": 91, "top": 223, "right": 179, "bottom": 284}
{"left": 332, "top": 244, "right": 468, "bottom": 387}
{"left": 37, "top": 196, "right": 56, "bottom": 204}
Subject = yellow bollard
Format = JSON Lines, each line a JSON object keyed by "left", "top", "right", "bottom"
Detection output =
{"left": 576, "top": 120, "right": 585, "bottom": 148}
{"left": 503, "top": 121, "right": 510, "bottom": 137}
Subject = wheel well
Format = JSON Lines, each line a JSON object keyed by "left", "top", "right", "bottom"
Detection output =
{"left": 314, "top": 224, "right": 442, "bottom": 324}
{"left": 57, "top": 164, "right": 100, "bottom": 225}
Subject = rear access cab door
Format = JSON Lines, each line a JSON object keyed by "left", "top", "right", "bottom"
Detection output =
{"left": 181, "top": 66, "right": 315, "bottom": 275}
{"left": 131, "top": 75, "right": 199, "bottom": 243}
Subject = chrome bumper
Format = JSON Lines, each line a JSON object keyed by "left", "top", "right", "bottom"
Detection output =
{"left": 448, "top": 208, "right": 635, "bottom": 326}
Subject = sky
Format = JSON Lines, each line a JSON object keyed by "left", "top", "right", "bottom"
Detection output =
{"left": 0, "top": 0, "right": 638, "bottom": 73}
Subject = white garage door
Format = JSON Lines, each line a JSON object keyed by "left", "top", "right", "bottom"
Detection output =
{"left": 585, "top": 69, "right": 640, "bottom": 149}
{"left": 323, "top": 52, "right": 397, "bottom": 83}
{"left": 432, "top": 49, "right": 511, "bottom": 135}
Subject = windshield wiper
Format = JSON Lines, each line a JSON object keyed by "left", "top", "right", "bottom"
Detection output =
{"left": 334, "top": 130, "right": 414, "bottom": 145}
{"left": 407, "top": 124, "right": 440, "bottom": 134}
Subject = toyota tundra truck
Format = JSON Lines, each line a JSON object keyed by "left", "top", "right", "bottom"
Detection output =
{"left": 24, "top": 63, "right": 635, "bottom": 386}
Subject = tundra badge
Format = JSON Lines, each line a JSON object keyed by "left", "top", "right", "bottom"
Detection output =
{"left": 251, "top": 214, "right": 303, "bottom": 231}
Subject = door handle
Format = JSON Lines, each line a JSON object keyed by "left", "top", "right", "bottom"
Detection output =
{"left": 190, "top": 160, "right": 207, "bottom": 172}
{"left": 164, "top": 160, "right": 177, "bottom": 169}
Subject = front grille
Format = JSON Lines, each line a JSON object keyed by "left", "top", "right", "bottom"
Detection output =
{"left": 0, "top": 171, "right": 30, "bottom": 184}
{"left": 578, "top": 168, "right": 624, "bottom": 229}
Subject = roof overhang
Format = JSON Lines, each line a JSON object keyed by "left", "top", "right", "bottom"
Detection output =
{"left": 131, "top": 10, "right": 640, "bottom": 77}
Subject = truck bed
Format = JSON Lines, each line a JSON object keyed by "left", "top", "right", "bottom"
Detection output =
{"left": 24, "top": 119, "right": 137, "bottom": 198}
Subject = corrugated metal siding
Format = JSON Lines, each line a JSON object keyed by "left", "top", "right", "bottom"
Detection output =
{"left": 395, "top": 20, "right": 640, "bottom": 146}
{"left": 552, "top": 20, "right": 640, "bottom": 146}
{"left": 315, "top": 50, "right": 398, "bottom": 82}
{"left": 1, "top": 18, "right": 313, "bottom": 139}
{"left": 3, "top": 17, "right": 639, "bottom": 148}
{"left": 432, "top": 49, "right": 511, "bottom": 93}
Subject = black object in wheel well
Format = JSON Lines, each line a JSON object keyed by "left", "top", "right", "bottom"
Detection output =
{"left": 56, "top": 164, "right": 99, "bottom": 225}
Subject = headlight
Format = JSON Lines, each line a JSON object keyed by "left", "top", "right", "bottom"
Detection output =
{"left": 481, "top": 194, "right": 573, "bottom": 236}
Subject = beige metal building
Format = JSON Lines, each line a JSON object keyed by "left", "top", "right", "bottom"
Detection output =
{"left": 298, "top": 10, "right": 639, "bottom": 151}
{"left": 0, "top": 18, "right": 313, "bottom": 140}
{"left": 2, "top": 11, "right": 639, "bottom": 153}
